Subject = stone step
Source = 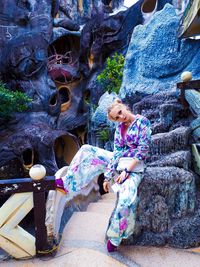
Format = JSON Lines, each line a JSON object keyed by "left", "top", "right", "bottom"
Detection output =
{"left": 187, "top": 247, "right": 200, "bottom": 253}
{"left": 101, "top": 192, "right": 116, "bottom": 199}
{"left": 87, "top": 202, "right": 115, "bottom": 215}
{"left": 0, "top": 247, "right": 129, "bottom": 267}
{"left": 62, "top": 211, "right": 110, "bottom": 243}
{"left": 119, "top": 245, "right": 200, "bottom": 267}
{"left": 98, "top": 199, "right": 116, "bottom": 204}
{"left": 150, "top": 126, "right": 190, "bottom": 155}
{"left": 148, "top": 150, "right": 191, "bottom": 170}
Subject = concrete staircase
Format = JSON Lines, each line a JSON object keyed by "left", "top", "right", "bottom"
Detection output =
{"left": 58, "top": 192, "right": 137, "bottom": 267}
{"left": 1, "top": 193, "right": 200, "bottom": 267}
{"left": 62, "top": 193, "right": 116, "bottom": 245}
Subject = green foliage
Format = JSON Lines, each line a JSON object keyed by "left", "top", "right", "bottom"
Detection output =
{"left": 0, "top": 82, "right": 32, "bottom": 119}
{"left": 97, "top": 128, "right": 110, "bottom": 142}
{"left": 97, "top": 53, "right": 125, "bottom": 94}
{"left": 91, "top": 104, "right": 98, "bottom": 112}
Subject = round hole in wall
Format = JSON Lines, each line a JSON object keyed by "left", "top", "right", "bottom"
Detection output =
{"left": 54, "top": 135, "right": 79, "bottom": 168}
{"left": 22, "top": 148, "right": 34, "bottom": 170}
{"left": 84, "top": 89, "right": 90, "bottom": 104}
{"left": 141, "top": 0, "right": 157, "bottom": 13}
{"left": 49, "top": 92, "right": 58, "bottom": 106}
{"left": 58, "top": 86, "right": 71, "bottom": 112}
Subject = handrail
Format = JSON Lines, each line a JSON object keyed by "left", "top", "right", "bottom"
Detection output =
{"left": 0, "top": 176, "right": 56, "bottom": 257}
{"left": 177, "top": 79, "right": 200, "bottom": 108}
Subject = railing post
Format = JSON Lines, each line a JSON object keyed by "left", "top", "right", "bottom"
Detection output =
{"left": 0, "top": 174, "right": 56, "bottom": 258}
{"left": 177, "top": 79, "right": 200, "bottom": 108}
{"left": 33, "top": 190, "right": 49, "bottom": 256}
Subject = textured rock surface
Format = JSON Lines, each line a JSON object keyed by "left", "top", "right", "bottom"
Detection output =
{"left": 124, "top": 167, "right": 199, "bottom": 248}
{"left": 88, "top": 92, "right": 118, "bottom": 148}
{"left": 58, "top": 0, "right": 124, "bottom": 24}
{"left": 127, "top": 94, "right": 198, "bottom": 248}
{"left": 185, "top": 90, "right": 200, "bottom": 116}
{"left": 92, "top": 92, "right": 118, "bottom": 127}
{"left": 190, "top": 116, "right": 200, "bottom": 141}
{"left": 120, "top": 4, "right": 200, "bottom": 100}
{"left": 150, "top": 126, "right": 190, "bottom": 155}
{"left": 148, "top": 150, "right": 191, "bottom": 170}
{"left": 141, "top": 167, "right": 196, "bottom": 220}
{"left": 185, "top": 89, "right": 200, "bottom": 141}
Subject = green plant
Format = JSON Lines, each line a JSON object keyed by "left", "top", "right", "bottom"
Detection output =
{"left": 97, "top": 128, "right": 110, "bottom": 142}
{"left": 91, "top": 104, "right": 98, "bottom": 112}
{"left": 0, "top": 82, "right": 32, "bottom": 118}
{"left": 97, "top": 53, "right": 125, "bottom": 94}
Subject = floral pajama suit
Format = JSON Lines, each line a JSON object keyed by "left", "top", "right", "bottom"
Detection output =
{"left": 63, "top": 114, "right": 151, "bottom": 246}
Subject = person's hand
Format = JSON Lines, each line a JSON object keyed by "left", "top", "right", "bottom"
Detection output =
{"left": 115, "top": 171, "right": 128, "bottom": 184}
{"left": 103, "top": 181, "right": 110, "bottom": 193}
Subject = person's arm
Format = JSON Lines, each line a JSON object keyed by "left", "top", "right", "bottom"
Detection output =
{"left": 133, "top": 117, "right": 151, "bottom": 162}
{"left": 103, "top": 124, "right": 124, "bottom": 191}
{"left": 115, "top": 158, "right": 139, "bottom": 184}
{"left": 124, "top": 117, "right": 151, "bottom": 166}
{"left": 104, "top": 124, "right": 123, "bottom": 180}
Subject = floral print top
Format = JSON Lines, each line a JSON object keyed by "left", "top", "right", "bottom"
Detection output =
{"left": 104, "top": 114, "right": 152, "bottom": 178}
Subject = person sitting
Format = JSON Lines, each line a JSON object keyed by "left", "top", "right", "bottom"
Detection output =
{"left": 56, "top": 99, "right": 152, "bottom": 252}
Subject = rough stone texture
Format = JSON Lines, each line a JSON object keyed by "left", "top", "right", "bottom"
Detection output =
{"left": 125, "top": 93, "right": 199, "bottom": 248}
{"left": 185, "top": 90, "right": 200, "bottom": 116}
{"left": 168, "top": 210, "right": 200, "bottom": 248}
{"left": 52, "top": 27, "right": 81, "bottom": 42}
{"left": 125, "top": 90, "right": 200, "bottom": 248}
{"left": 88, "top": 92, "right": 118, "bottom": 148}
{"left": 141, "top": 167, "right": 196, "bottom": 220}
{"left": 132, "top": 91, "right": 192, "bottom": 134}
{"left": 1, "top": 0, "right": 173, "bottom": 178}
{"left": 185, "top": 90, "right": 200, "bottom": 141}
{"left": 190, "top": 116, "right": 200, "bottom": 142}
{"left": 120, "top": 4, "right": 200, "bottom": 100}
{"left": 123, "top": 167, "right": 198, "bottom": 248}
{"left": 48, "top": 0, "right": 200, "bottom": 251}
{"left": 79, "top": 0, "right": 173, "bottom": 77}
{"left": 79, "top": 0, "right": 143, "bottom": 77}
{"left": 58, "top": 0, "right": 124, "bottom": 24}
{"left": 92, "top": 92, "right": 118, "bottom": 127}
{"left": 150, "top": 126, "right": 190, "bottom": 155}
{"left": 148, "top": 150, "right": 191, "bottom": 170}
{"left": 1, "top": 0, "right": 128, "bottom": 177}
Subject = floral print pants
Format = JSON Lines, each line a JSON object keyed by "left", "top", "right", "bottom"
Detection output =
{"left": 63, "top": 144, "right": 113, "bottom": 192}
{"left": 106, "top": 173, "right": 142, "bottom": 246}
{"left": 63, "top": 144, "right": 143, "bottom": 246}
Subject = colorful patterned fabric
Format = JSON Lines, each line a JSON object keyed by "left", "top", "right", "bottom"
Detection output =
{"left": 106, "top": 172, "right": 142, "bottom": 246}
{"left": 62, "top": 114, "right": 151, "bottom": 246}
{"left": 105, "top": 114, "right": 152, "bottom": 179}
{"left": 63, "top": 144, "right": 113, "bottom": 192}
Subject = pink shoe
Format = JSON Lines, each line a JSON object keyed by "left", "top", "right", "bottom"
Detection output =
{"left": 107, "top": 240, "right": 117, "bottom": 253}
{"left": 55, "top": 178, "right": 68, "bottom": 194}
